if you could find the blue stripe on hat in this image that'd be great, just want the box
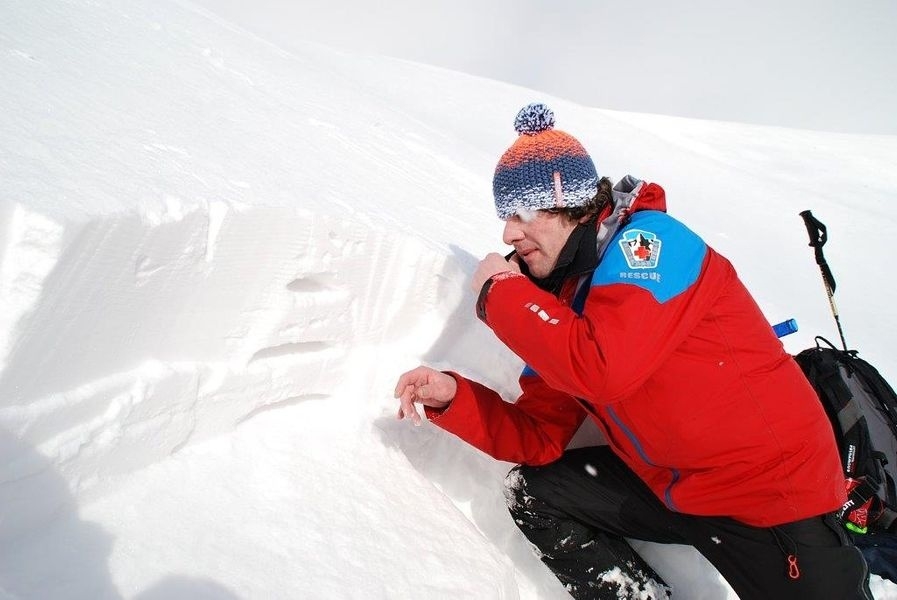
[494,154,597,189]
[494,155,598,218]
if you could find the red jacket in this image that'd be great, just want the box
[429,178,845,527]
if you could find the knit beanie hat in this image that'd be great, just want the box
[492,103,599,220]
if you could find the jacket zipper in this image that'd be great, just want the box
[606,406,681,511]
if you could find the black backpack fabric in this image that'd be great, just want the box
[794,336,897,581]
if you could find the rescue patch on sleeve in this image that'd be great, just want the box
[593,212,706,303]
[619,230,662,269]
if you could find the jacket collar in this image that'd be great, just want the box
[519,222,597,295]
[521,175,667,295]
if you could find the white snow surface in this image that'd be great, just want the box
[2,1,896,599]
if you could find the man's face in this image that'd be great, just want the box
[502,210,579,279]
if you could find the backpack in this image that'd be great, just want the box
[794,336,897,581]
[793,210,897,580]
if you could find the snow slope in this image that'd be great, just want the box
[1,1,896,598]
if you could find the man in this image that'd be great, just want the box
[394,103,871,599]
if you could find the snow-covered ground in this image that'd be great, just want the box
[1,1,896,598]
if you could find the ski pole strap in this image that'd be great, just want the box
[800,210,837,293]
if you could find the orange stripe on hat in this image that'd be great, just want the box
[498,130,591,169]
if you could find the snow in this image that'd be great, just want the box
[1,1,896,598]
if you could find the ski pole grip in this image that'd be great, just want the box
[800,211,837,292]
[800,210,827,248]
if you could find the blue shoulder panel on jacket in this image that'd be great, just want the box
[592,211,707,303]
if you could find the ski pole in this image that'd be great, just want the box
[799,210,848,351]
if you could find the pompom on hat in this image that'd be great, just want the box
[492,103,599,220]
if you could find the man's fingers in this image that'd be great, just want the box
[394,366,433,397]
[394,367,449,425]
[394,372,415,398]
[398,385,416,422]
[395,383,424,426]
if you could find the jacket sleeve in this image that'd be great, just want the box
[477,213,723,404]
[425,371,587,466]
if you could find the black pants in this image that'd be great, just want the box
[505,446,872,600]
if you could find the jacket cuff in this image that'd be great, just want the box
[424,371,475,426]
[476,271,525,323]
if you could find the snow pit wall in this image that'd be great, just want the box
[0,202,445,540]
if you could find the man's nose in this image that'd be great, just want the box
[503,219,523,245]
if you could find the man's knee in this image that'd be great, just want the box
[504,463,558,516]
[504,463,577,537]
[503,452,612,522]
[504,464,593,554]
[503,464,557,531]
[503,464,533,518]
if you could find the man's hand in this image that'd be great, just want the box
[471,252,520,293]
[393,366,457,426]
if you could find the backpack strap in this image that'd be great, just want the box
[874,504,897,533]
[839,478,880,520]
[886,468,897,512]
[849,356,897,442]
